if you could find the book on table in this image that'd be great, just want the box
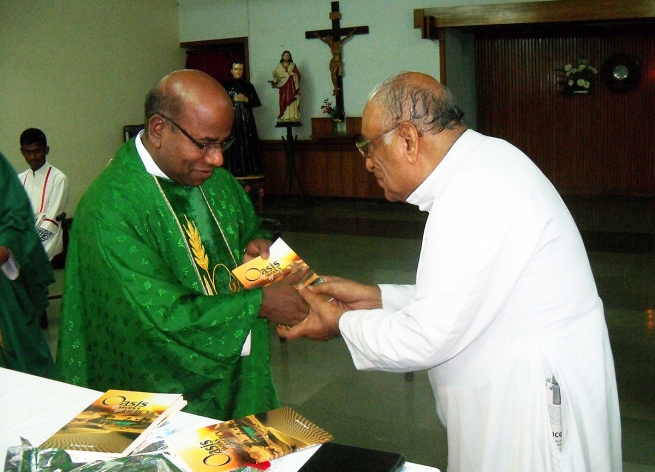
[232,238,323,290]
[39,389,186,463]
[166,406,333,472]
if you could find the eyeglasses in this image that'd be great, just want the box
[355,122,403,158]
[158,114,234,152]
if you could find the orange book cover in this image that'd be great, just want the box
[39,389,186,463]
[232,238,322,290]
[167,406,333,472]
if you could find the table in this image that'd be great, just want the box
[0,368,438,471]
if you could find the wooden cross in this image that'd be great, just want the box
[305,1,369,118]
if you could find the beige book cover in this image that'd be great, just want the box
[167,406,333,472]
[39,389,186,463]
[232,238,323,290]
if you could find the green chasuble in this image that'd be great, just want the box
[56,139,278,420]
[0,152,55,377]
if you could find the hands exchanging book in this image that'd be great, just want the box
[277,277,383,342]
[260,267,310,327]
[234,239,383,341]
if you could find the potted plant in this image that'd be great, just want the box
[321,98,345,134]
[558,58,598,94]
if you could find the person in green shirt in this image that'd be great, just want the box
[56,70,308,420]
[0,151,55,378]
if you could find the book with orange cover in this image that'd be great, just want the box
[166,406,333,472]
[232,238,322,290]
[39,389,186,463]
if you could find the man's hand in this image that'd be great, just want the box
[244,238,272,263]
[310,276,382,311]
[277,285,346,341]
[259,268,309,326]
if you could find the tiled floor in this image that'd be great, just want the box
[44,196,655,471]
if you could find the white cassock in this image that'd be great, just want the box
[339,130,621,472]
[18,162,69,260]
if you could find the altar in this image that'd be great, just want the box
[0,368,439,472]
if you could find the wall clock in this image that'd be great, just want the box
[600,54,641,92]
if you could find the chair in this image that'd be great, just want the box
[50,212,70,271]
[42,213,70,329]
[236,175,266,214]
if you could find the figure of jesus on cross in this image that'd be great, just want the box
[313,27,358,97]
[306,1,368,118]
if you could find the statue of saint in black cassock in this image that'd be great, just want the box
[223,61,265,177]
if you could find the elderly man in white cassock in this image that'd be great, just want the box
[279,71,622,472]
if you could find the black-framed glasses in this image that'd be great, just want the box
[158,113,235,152]
[355,122,403,158]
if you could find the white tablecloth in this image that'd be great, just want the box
[0,368,438,471]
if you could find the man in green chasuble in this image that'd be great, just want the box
[56,70,309,420]
[0,152,55,378]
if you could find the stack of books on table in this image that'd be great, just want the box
[38,392,406,472]
[39,389,186,464]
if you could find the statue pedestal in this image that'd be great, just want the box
[275,121,304,198]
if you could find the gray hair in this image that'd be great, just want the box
[368,71,465,136]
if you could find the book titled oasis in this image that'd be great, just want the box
[232,238,323,290]
[167,406,332,472]
[39,389,186,463]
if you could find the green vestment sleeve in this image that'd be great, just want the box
[0,152,55,377]
[56,140,278,420]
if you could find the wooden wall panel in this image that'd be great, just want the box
[420,0,655,29]
[261,140,385,199]
[476,27,655,196]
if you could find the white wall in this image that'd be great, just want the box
[179,0,250,41]
[0,0,535,213]
[0,0,184,214]
[178,0,532,140]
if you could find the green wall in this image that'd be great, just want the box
[0,0,184,214]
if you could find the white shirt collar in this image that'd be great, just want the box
[406,129,481,212]
[406,162,441,212]
[30,161,52,176]
[134,130,170,180]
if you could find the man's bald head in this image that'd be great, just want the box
[144,69,232,127]
[366,71,465,136]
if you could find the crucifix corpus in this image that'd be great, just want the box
[305,1,369,118]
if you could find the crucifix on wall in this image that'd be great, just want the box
[305,1,369,118]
